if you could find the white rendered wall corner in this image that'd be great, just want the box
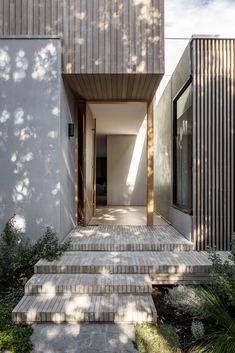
[0,38,63,241]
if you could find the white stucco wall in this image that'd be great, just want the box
[0,38,76,242]
[107,134,147,206]
[60,79,77,237]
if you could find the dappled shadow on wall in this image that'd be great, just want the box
[0,40,61,237]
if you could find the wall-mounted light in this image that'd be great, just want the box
[68,123,74,137]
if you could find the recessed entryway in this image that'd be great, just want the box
[85,102,152,225]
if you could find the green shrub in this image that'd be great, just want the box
[135,323,181,353]
[165,285,208,317]
[207,234,235,308]
[0,216,33,285]
[0,216,70,285]
[32,226,70,262]
[0,288,33,353]
[191,288,235,353]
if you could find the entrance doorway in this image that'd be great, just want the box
[78,102,164,226]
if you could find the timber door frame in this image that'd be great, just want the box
[77,99,154,226]
[93,120,96,216]
[77,101,86,224]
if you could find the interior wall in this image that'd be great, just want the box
[60,79,77,238]
[0,38,61,241]
[154,44,192,240]
[107,135,147,206]
[84,104,95,224]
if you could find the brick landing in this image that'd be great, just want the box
[66,225,193,251]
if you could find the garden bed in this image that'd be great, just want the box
[152,286,193,352]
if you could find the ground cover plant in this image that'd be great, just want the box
[135,322,181,353]
[0,215,70,352]
[0,288,33,353]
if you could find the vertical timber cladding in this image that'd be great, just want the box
[192,38,235,250]
[0,0,164,74]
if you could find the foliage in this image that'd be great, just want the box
[165,285,208,318]
[0,288,33,353]
[0,216,70,285]
[191,288,235,353]
[191,321,205,341]
[207,234,235,308]
[135,323,181,353]
[32,226,70,262]
[0,216,32,285]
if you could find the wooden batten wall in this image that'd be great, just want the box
[0,0,164,100]
[0,0,164,74]
[192,38,235,250]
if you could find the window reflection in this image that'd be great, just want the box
[173,82,192,212]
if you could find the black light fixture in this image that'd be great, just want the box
[68,123,74,137]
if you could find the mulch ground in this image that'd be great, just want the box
[152,286,193,352]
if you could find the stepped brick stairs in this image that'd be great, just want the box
[12,225,230,324]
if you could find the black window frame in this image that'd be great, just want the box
[172,79,193,215]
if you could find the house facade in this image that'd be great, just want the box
[0,0,164,240]
[0,2,234,252]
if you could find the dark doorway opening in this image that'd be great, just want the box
[77,101,85,222]
[96,135,107,206]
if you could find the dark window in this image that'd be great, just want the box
[173,82,192,212]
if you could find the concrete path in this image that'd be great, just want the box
[31,323,139,353]
[88,206,167,226]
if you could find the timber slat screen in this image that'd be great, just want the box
[0,0,164,74]
[192,38,235,251]
[0,0,164,100]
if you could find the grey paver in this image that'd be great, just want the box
[31,324,138,353]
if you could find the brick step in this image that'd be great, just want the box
[25,274,152,294]
[69,242,193,252]
[34,251,230,276]
[67,225,193,252]
[12,294,157,323]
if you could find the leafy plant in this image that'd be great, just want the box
[207,234,235,308]
[165,285,208,318]
[191,321,205,341]
[32,226,70,262]
[0,216,70,285]
[0,215,32,285]
[135,323,181,353]
[191,288,235,353]
[0,288,33,353]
